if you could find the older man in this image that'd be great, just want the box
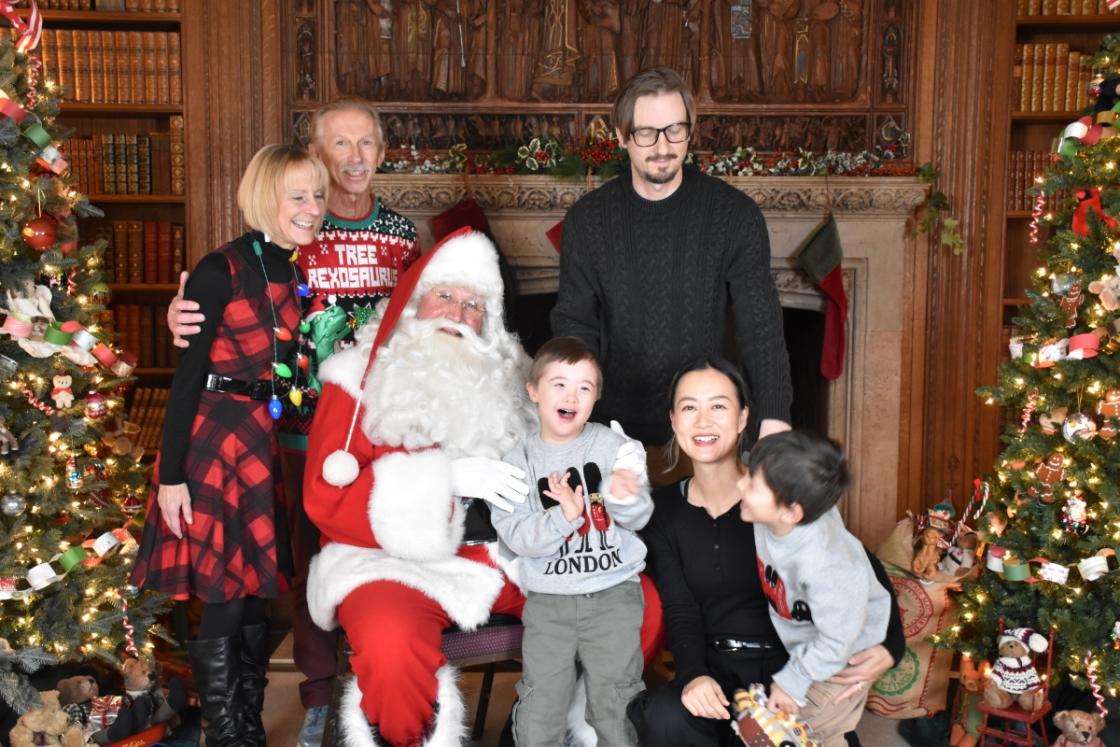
[166,98,421,746]
[303,229,532,746]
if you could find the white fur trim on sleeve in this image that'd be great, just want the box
[320,344,371,401]
[370,450,464,561]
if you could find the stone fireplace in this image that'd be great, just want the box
[377,175,928,546]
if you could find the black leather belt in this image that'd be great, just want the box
[708,636,781,652]
[205,374,286,402]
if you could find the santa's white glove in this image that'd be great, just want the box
[609,420,649,485]
[451,457,529,513]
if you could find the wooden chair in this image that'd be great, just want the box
[321,614,524,745]
[977,623,1055,747]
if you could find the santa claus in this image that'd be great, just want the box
[303,228,533,746]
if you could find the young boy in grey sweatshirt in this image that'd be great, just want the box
[491,336,652,747]
[737,430,890,747]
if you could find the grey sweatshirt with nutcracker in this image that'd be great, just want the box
[491,423,652,594]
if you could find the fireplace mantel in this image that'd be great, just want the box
[380,174,927,546]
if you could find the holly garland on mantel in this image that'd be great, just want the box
[378,133,918,179]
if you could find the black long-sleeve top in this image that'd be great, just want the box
[644,478,906,686]
[551,165,793,444]
[158,232,298,485]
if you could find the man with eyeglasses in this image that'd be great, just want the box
[552,67,793,462]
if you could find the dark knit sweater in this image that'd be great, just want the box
[552,165,792,444]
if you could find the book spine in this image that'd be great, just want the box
[167,32,181,105]
[1020,43,1034,111]
[115,31,131,104]
[1030,43,1045,112]
[124,133,139,195]
[1053,44,1069,112]
[72,30,88,103]
[143,220,158,284]
[142,31,158,105]
[1066,52,1081,111]
[127,220,144,283]
[154,31,169,105]
[171,224,185,277]
[56,29,73,101]
[130,32,145,104]
[112,220,128,282]
[169,115,185,195]
[88,30,104,104]
[100,31,117,105]
[137,134,151,195]
[157,220,172,283]
[101,133,116,196]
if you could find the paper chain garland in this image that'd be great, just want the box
[0,527,135,602]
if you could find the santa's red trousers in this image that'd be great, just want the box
[336,548,664,745]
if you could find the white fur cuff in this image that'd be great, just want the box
[370,450,463,561]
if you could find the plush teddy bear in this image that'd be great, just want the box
[949,656,986,747]
[1088,274,1120,312]
[50,374,74,409]
[1052,709,1106,746]
[984,627,1049,712]
[8,689,84,747]
[57,658,184,745]
[911,527,943,581]
[99,418,143,460]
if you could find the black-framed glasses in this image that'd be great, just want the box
[629,122,692,147]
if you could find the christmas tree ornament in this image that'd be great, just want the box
[0,417,18,455]
[1098,390,1120,418]
[1100,420,1119,440]
[20,215,56,251]
[1029,452,1064,504]
[83,392,107,420]
[1059,282,1084,328]
[1062,413,1098,442]
[1061,494,1091,535]
[1039,406,1069,435]
[65,455,82,490]
[0,491,26,516]
[1052,273,1078,295]
[1112,620,1120,651]
[49,373,73,409]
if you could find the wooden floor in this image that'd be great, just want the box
[261,631,906,746]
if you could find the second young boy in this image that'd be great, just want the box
[491,336,652,747]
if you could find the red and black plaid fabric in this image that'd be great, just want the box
[132,241,299,602]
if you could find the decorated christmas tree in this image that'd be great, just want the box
[0,6,168,705]
[943,34,1120,698]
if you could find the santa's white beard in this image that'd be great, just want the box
[360,316,532,459]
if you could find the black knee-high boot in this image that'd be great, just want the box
[239,623,269,746]
[187,636,243,747]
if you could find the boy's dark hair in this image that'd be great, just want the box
[529,336,602,391]
[747,430,851,524]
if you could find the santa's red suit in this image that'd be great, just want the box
[303,229,662,746]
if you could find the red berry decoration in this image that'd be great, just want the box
[22,216,57,251]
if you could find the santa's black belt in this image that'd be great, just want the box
[708,636,781,652]
[204,374,287,402]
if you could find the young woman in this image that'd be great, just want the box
[633,357,904,747]
[131,145,327,747]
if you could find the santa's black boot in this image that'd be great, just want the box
[239,623,269,746]
[187,635,244,747]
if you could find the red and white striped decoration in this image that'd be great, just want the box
[0,0,42,54]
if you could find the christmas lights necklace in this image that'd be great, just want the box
[253,238,310,420]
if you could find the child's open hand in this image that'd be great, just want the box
[767,682,800,716]
[607,468,639,501]
[544,470,585,522]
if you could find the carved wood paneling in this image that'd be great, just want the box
[903,2,1015,518]
[182,1,283,263]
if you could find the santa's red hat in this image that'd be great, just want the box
[321,227,505,486]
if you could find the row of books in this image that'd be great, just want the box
[66,125,184,196]
[39,29,181,105]
[1017,0,1120,14]
[129,387,169,453]
[85,219,185,284]
[38,0,180,10]
[1007,151,1051,212]
[1015,44,1098,112]
[114,305,175,370]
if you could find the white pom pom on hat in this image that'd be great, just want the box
[323,449,360,487]
[999,627,1049,653]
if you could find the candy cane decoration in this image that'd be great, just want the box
[22,385,55,415]
[121,593,139,658]
[1084,652,1108,718]
[1019,390,1039,434]
[1029,192,1046,245]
